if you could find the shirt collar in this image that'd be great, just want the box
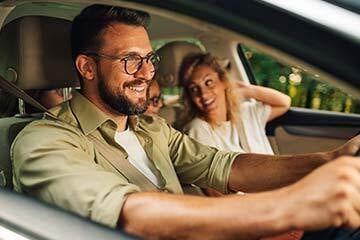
[70,91,110,135]
[70,91,141,135]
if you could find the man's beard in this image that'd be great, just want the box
[98,74,149,116]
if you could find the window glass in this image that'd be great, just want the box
[240,45,360,114]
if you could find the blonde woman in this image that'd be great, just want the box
[180,53,302,240]
[181,53,290,154]
[180,53,291,189]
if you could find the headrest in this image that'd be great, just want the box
[156,41,203,87]
[0,16,79,90]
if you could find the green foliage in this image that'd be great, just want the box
[242,46,359,114]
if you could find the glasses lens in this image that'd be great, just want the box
[148,53,160,72]
[124,55,142,74]
[124,53,161,75]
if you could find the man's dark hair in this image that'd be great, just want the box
[71,4,150,88]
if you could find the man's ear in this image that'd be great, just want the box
[75,54,96,81]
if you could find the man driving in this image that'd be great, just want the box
[11,4,360,240]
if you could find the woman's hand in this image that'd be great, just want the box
[234,81,291,122]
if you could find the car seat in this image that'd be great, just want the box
[156,41,203,130]
[0,16,79,188]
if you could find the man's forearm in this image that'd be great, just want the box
[229,151,334,193]
[119,191,293,240]
[119,155,360,239]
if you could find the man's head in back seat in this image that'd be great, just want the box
[26,88,73,110]
[144,79,163,116]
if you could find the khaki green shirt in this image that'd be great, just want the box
[11,91,239,228]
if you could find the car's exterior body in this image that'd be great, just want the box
[0,0,359,239]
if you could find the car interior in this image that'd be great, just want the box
[0,1,359,186]
[0,0,359,238]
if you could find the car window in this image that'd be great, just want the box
[240,44,360,114]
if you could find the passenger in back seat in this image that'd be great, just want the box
[180,53,290,192]
[144,79,163,116]
[11,4,360,240]
[27,88,73,110]
[0,88,72,116]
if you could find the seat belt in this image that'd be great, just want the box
[0,74,164,191]
[88,134,162,192]
[0,75,49,113]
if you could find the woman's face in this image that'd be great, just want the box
[187,65,227,117]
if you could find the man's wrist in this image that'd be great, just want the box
[247,188,297,235]
[267,187,298,233]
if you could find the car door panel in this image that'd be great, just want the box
[267,107,360,154]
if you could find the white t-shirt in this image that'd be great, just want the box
[184,119,244,152]
[114,128,160,187]
[184,100,273,154]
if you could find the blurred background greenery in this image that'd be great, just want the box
[242,46,360,114]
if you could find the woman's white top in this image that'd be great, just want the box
[184,100,273,154]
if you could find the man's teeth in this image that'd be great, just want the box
[128,86,145,92]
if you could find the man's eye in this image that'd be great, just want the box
[205,79,214,87]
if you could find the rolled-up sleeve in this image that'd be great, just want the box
[166,124,239,194]
[11,120,140,228]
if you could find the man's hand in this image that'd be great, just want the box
[284,156,360,230]
[332,135,360,158]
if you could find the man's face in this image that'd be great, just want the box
[95,23,154,115]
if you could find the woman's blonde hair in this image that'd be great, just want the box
[179,53,240,127]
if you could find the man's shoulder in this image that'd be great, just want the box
[13,102,85,150]
[14,117,84,148]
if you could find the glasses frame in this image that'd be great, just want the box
[85,51,160,76]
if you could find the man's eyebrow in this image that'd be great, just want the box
[115,50,154,57]
[118,51,138,56]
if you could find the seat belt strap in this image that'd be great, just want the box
[0,75,49,113]
[88,134,161,192]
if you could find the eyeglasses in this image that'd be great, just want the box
[86,52,161,76]
[148,94,163,107]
